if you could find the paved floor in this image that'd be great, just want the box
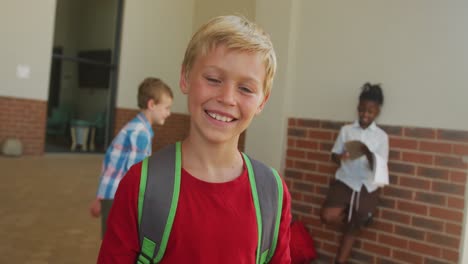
[0,154,103,263]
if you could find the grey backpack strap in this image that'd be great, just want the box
[137,142,182,264]
[243,153,284,264]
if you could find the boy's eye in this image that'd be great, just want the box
[239,86,253,93]
[206,77,221,84]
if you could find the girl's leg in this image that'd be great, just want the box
[320,206,346,228]
[336,232,356,263]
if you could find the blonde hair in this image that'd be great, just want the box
[182,15,277,98]
[137,77,173,109]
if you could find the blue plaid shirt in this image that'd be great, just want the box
[96,112,153,199]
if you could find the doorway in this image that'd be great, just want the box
[45,0,124,153]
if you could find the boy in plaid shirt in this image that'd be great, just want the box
[89,77,173,237]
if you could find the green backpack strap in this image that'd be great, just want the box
[243,153,284,264]
[136,143,282,264]
[136,142,182,264]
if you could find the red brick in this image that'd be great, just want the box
[414,192,446,206]
[288,128,307,137]
[445,223,462,236]
[432,182,465,196]
[350,250,375,263]
[388,162,416,175]
[393,249,424,263]
[399,176,430,190]
[317,164,337,174]
[288,118,296,126]
[319,142,333,151]
[447,197,465,210]
[417,166,449,180]
[419,141,452,154]
[381,209,411,224]
[427,232,460,248]
[389,174,399,185]
[296,139,317,150]
[380,197,396,209]
[320,121,345,130]
[449,170,467,183]
[307,152,330,162]
[291,201,312,214]
[287,149,306,159]
[284,169,303,180]
[321,241,339,255]
[315,185,328,196]
[300,215,321,227]
[404,127,436,139]
[402,152,434,165]
[412,216,444,231]
[434,155,467,169]
[303,194,324,205]
[408,241,441,258]
[441,248,459,263]
[287,138,295,147]
[360,229,377,241]
[395,225,425,240]
[383,186,413,200]
[453,144,468,155]
[390,137,418,150]
[0,96,46,155]
[381,125,403,136]
[292,182,314,193]
[294,161,317,171]
[389,150,401,161]
[397,200,428,216]
[372,220,394,233]
[297,119,320,128]
[308,130,333,140]
[311,227,336,241]
[437,129,468,142]
[289,191,303,201]
[430,207,463,222]
[362,242,390,256]
[303,173,329,185]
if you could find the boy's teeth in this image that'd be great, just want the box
[208,112,233,122]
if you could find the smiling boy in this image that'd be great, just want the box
[97,16,292,264]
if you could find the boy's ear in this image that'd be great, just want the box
[179,66,189,94]
[255,93,270,115]
[147,98,155,109]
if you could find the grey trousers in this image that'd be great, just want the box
[100,199,114,238]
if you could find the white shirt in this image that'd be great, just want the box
[332,120,389,193]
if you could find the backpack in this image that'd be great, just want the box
[136,142,284,264]
[290,220,317,264]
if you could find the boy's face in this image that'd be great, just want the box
[180,44,268,144]
[357,99,380,129]
[149,93,173,126]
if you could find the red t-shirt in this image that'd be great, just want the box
[97,161,292,264]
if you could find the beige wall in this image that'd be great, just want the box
[116,0,194,113]
[290,0,468,131]
[245,0,297,170]
[0,0,57,101]
[253,1,468,263]
[193,0,255,30]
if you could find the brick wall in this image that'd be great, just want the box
[0,96,47,155]
[285,118,468,264]
[114,108,245,152]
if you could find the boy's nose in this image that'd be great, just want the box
[217,84,236,106]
